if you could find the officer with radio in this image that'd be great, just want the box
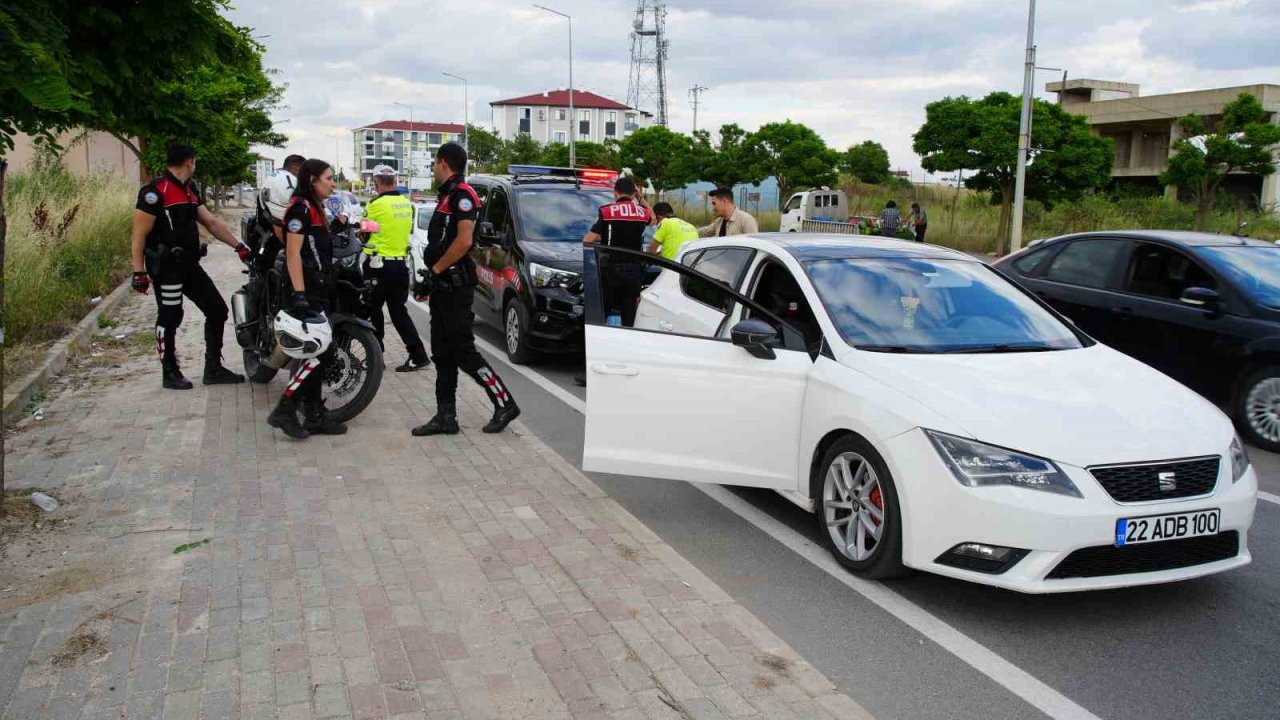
[363,165,430,371]
[411,143,520,436]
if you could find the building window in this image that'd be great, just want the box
[519,107,532,134]
[605,111,618,137]
[625,114,639,132]
[553,131,567,144]
[429,133,442,145]
[556,108,567,121]
[578,109,590,140]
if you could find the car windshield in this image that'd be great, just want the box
[1199,246,1280,308]
[515,187,614,242]
[804,257,1085,353]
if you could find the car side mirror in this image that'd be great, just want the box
[476,221,499,246]
[731,318,779,360]
[1180,286,1219,310]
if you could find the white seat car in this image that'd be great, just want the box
[582,235,1258,593]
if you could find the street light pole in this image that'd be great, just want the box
[534,4,574,168]
[442,72,470,162]
[1010,0,1036,254]
[391,101,416,191]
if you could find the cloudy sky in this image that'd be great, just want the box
[227,0,1278,178]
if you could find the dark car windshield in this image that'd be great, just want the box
[516,187,614,242]
[804,257,1085,353]
[1200,246,1280,309]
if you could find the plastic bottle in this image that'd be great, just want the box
[30,493,59,512]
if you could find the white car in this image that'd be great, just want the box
[408,200,437,280]
[582,235,1258,593]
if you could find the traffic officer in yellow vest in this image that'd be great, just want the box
[363,165,430,371]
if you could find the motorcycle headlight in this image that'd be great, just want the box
[530,262,579,289]
[1230,435,1250,483]
[925,430,1082,498]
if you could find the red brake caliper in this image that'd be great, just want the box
[869,486,883,526]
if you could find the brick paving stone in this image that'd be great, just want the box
[0,235,874,720]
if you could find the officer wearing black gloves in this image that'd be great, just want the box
[130,143,251,389]
[411,142,520,436]
[265,159,348,439]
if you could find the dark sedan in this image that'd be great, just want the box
[995,230,1280,451]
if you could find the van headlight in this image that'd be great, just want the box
[925,430,1082,498]
[1230,435,1250,482]
[530,262,579,289]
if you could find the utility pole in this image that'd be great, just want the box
[392,102,418,190]
[443,72,469,157]
[1010,0,1036,255]
[534,4,575,167]
[689,85,708,133]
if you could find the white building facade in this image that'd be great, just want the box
[490,89,652,146]
[352,120,465,190]
[252,156,275,188]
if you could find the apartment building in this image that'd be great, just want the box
[1049,79,1280,208]
[352,120,465,189]
[490,89,652,146]
[252,155,274,187]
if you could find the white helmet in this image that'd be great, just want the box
[274,309,332,359]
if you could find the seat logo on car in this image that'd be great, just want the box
[1158,471,1177,492]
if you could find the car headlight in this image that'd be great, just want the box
[925,430,1082,498]
[530,262,579,289]
[1230,435,1250,483]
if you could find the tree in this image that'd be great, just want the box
[466,124,504,172]
[502,134,543,166]
[616,126,696,196]
[1160,92,1280,230]
[691,124,766,189]
[842,141,891,184]
[745,121,840,206]
[913,92,1113,254]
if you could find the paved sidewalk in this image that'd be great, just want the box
[1,243,874,720]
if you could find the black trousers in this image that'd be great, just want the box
[915,223,928,243]
[146,258,228,365]
[602,262,645,327]
[428,287,512,410]
[363,257,426,360]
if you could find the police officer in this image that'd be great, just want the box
[411,143,520,436]
[583,176,653,328]
[131,143,252,389]
[363,165,430,371]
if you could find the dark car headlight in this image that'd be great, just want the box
[530,262,580,289]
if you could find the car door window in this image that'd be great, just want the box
[747,261,823,353]
[1124,243,1217,300]
[483,188,512,239]
[785,195,802,212]
[416,207,432,231]
[1043,239,1125,289]
[1013,245,1055,276]
[680,247,754,312]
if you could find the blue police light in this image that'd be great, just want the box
[507,164,577,177]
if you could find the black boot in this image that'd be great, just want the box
[573,376,586,387]
[203,356,246,385]
[303,400,347,435]
[162,360,193,390]
[471,366,520,433]
[395,354,431,373]
[411,404,459,436]
[483,401,521,434]
[267,396,309,439]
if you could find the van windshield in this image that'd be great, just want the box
[515,188,614,242]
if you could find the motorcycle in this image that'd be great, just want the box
[231,206,385,425]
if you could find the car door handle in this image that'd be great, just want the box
[591,363,639,376]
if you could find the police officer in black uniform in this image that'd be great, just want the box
[411,143,520,436]
[583,175,654,328]
[131,143,252,389]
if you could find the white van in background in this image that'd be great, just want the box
[779,188,852,233]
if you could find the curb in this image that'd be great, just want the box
[3,278,134,423]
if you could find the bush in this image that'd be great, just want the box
[4,160,134,349]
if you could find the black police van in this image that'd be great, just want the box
[463,165,616,364]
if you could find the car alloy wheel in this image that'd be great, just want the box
[1242,373,1280,450]
[506,305,522,356]
[823,451,885,562]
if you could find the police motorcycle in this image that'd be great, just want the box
[232,198,385,424]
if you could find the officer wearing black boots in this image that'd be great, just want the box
[411,142,520,436]
[130,143,252,389]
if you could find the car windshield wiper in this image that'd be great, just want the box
[857,345,937,354]
[940,344,1060,354]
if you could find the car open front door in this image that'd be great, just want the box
[582,246,811,491]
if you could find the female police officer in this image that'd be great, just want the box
[266,159,349,439]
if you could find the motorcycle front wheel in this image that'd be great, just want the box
[322,324,384,425]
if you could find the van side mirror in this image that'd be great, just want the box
[730,318,779,360]
[476,221,499,246]
[1180,287,1219,308]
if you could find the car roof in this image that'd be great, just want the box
[1032,230,1274,250]
[685,233,977,262]
[470,173,615,191]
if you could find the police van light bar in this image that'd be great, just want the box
[507,165,577,177]
[506,165,619,187]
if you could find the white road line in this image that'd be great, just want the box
[1260,491,1280,507]
[421,311,1102,720]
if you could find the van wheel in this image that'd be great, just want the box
[1236,366,1280,452]
[504,300,536,365]
[811,435,907,579]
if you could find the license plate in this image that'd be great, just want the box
[1115,509,1220,547]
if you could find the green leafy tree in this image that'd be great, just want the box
[466,124,504,172]
[913,91,1112,254]
[1160,92,1280,230]
[616,126,696,195]
[535,141,619,170]
[745,121,840,206]
[690,124,766,189]
[502,134,543,166]
[841,140,891,184]
[538,142,571,167]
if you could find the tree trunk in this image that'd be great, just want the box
[0,158,7,513]
[996,185,1013,256]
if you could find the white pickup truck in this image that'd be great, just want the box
[779,188,861,234]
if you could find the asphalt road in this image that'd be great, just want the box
[404,301,1280,720]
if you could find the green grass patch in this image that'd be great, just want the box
[172,539,210,555]
[96,315,118,329]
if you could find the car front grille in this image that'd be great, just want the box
[1046,531,1239,579]
[1088,456,1220,503]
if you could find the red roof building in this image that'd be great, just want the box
[489,89,653,144]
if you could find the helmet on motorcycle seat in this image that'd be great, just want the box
[274,309,332,359]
